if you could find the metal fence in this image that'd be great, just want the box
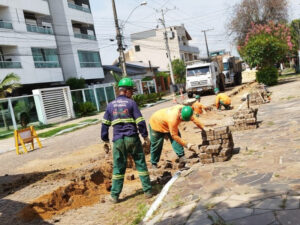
[0,95,40,136]
[0,84,116,133]
[71,84,116,114]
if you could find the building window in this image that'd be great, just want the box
[78,50,101,67]
[31,48,60,68]
[135,45,140,52]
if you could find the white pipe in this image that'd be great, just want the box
[143,171,182,222]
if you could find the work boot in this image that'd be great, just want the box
[151,164,158,170]
[144,191,153,199]
[178,156,187,164]
[109,196,119,204]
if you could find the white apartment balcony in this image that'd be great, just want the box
[72,21,96,41]
[24,11,54,35]
[0,6,13,30]
[68,0,91,13]
[0,46,22,69]
[0,21,12,30]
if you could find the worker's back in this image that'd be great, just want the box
[149,105,182,133]
[216,93,231,105]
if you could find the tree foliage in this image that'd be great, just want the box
[239,22,292,68]
[0,73,21,98]
[66,77,86,90]
[171,59,186,84]
[228,0,288,44]
[289,19,300,56]
[110,71,122,88]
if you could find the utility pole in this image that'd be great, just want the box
[201,29,213,58]
[111,0,127,77]
[159,9,176,92]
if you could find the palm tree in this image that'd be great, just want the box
[0,73,21,130]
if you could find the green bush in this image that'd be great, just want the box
[133,93,163,107]
[256,66,279,86]
[66,77,85,90]
[77,101,97,116]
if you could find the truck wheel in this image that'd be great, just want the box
[187,92,193,98]
[219,74,225,91]
[234,73,242,85]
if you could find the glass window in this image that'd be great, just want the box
[187,66,210,76]
[223,62,229,71]
[78,51,101,67]
[31,48,60,68]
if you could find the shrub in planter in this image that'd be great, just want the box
[77,101,97,116]
[256,66,278,86]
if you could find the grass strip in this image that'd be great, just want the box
[38,124,78,138]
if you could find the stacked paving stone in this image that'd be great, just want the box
[249,84,269,105]
[231,108,258,131]
[198,126,234,164]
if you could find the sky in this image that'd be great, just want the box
[89,0,300,65]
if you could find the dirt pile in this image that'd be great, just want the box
[231,108,258,131]
[19,163,113,221]
[198,126,234,164]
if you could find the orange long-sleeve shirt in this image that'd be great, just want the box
[216,93,231,109]
[192,101,207,115]
[149,105,204,147]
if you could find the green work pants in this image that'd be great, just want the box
[219,100,231,110]
[149,125,184,165]
[111,135,152,199]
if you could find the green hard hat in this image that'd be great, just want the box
[214,88,220,94]
[195,95,200,99]
[181,106,193,121]
[118,77,135,88]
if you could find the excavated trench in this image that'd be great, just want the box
[19,161,113,221]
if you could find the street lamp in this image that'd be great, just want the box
[121,1,147,28]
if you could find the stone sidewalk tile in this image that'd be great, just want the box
[285,197,300,209]
[229,212,275,225]
[276,209,300,225]
[186,204,218,225]
[216,208,253,221]
[253,198,284,210]
[154,202,197,225]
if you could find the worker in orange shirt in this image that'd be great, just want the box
[149,105,205,168]
[192,95,208,117]
[214,88,231,110]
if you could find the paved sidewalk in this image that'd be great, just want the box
[146,81,300,225]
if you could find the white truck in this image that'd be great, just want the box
[185,60,225,98]
[222,56,243,86]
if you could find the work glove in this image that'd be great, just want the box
[186,143,195,150]
[102,141,111,154]
[143,137,150,146]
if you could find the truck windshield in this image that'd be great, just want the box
[223,62,229,71]
[187,66,210,76]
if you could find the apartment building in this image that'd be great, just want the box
[126,24,200,71]
[0,0,104,92]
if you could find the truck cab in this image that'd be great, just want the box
[222,56,242,86]
[186,61,225,98]
[223,56,235,85]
